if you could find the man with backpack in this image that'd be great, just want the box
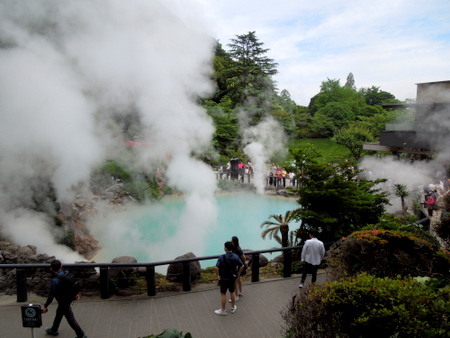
[214,241,243,316]
[42,259,87,338]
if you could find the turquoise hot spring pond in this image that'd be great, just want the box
[93,193,299,270]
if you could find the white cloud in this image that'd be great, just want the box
[193,0,450,105]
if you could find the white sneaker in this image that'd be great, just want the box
[238,292,243,297]
[214,309,227,316]
[230,305,237,314]
[299,283,304,288]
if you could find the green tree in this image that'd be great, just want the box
[356,105,398,138]
[203,99,240,157]
[291,152,389,242]
[210,41,235,104]
[226,31,278,107]
[359,85,398,106]
[309,102,356,137]
[260,210,298,247]
[227,31,278,76]
[308,78,365,115]
[292,105,311,138]
[344,72,356,89]
[307,78,367,138]
[333,125,374,160]
[271,89,298,137]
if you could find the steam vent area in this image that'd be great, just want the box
[364,80,450,156]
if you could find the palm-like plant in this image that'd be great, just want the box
[394,183,410,218]
[260,210,298,247]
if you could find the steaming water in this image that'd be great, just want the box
[94,193,299,270]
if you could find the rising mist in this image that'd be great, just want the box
[0,0,218,262]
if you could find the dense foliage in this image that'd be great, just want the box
[290,147,389,243]
[328,230,450,278]
[282,273,449,338]
[204,32,400,163]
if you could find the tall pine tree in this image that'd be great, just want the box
[226,31,278,107]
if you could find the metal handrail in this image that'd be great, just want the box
[0,245,306,303]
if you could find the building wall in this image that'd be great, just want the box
[416,81,450,103]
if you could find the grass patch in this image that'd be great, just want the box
[288,138,350,163]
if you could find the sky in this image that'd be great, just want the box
[171,0,450,106]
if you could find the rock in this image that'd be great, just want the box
[17,246,36,259]
[110,256,138,289]
[166,252,201,283]
[242,249,269,267]
[110,256,138,277]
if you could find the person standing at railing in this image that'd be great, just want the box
[298,230,325,288]
[231,236,247,301]
[214,241,243,316]
[41,259,87,338]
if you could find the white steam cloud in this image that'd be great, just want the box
[359,156,446,213]
[0,1,217,263]
[242,116,286,194]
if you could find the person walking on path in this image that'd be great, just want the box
[231,236,247,301]
[299,230,325,288]
[215,241,243,316]
[42,259,87,338]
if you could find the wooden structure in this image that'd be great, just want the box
[364,80,450,156]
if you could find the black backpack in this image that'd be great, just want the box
[57,271,81,300]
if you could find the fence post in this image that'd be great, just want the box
[146,265,156,296]
[16,269,27,302]
[251,253,260,282]
[283,248,292,277]
[182,262,191,291]
[100,267,110,299]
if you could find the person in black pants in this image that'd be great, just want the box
[299,230,325,288]
[42,259,86,338]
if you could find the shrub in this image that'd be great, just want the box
[436,214,450,249]
[367,213,439,247]
[282,274,449,337]
[328,230,449,278]
[142,328,192,338]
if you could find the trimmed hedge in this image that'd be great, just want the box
[328,230,450,278]
[282,274,449,337]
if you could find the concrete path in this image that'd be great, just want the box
[0,272,327,338]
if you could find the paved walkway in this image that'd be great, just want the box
[0,272,328,338]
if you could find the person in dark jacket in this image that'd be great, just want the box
[214,241,243,315]
[42,259,86,338]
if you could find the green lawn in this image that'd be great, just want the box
[288,138,350,163]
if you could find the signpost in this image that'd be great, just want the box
[21,304,42,338]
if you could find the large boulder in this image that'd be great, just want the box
[166,252,201,283]
[242,249,269,268]
[110,256,138,288]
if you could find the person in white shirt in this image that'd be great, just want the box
[299,230,325,288]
